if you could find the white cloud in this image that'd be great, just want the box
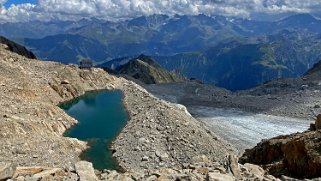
[0,0,6,6]
[1,0,321,22]
[0,0,6,15]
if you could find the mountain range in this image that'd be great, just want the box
[153,30,321,90]
[3,13,320,62]
[102,29,321,90]
[1,13,321,90]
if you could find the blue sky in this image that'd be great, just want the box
[5,0,37,8]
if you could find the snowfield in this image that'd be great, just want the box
[189,106,312,152]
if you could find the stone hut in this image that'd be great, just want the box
[79,59,94,69]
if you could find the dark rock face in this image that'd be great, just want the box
[0,36,36,59]
[240,119,321,178]
[117,55,187,84]
[316,115,321,130]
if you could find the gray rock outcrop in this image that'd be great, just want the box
[240,116,321,178]
[75,161,98,181]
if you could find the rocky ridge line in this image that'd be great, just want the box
[0,36,36,59]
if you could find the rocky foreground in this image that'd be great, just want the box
[0,42,282,180]
[240,116,321,179]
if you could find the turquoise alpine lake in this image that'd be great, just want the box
[59,90,128,170]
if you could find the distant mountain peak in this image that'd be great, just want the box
[117,55,187,84]
[286,13,316,20]
[280,13,318,24]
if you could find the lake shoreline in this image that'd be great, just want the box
[59,90,128,171]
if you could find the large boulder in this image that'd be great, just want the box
[75,161,98,181]
[240,130,321,178]
[207,172,235,181]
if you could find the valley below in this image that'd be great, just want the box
[145,81,319,152]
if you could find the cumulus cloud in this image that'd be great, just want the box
[0,0,321,22]
[0,0,6,5]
